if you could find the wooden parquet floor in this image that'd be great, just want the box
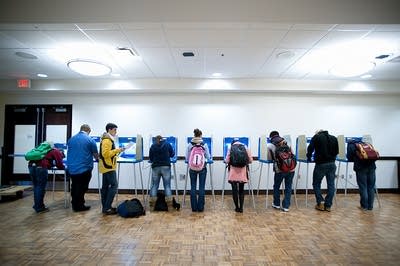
[0,191,399,266]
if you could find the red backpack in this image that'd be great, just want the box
[274,143,297,172]
[188,144,206,171]
[355,142,379,160]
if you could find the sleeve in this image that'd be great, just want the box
[90,139,99,160]
[247,148,253,164]
[346,143,355,162]
[306,137,315,161]
[204,143,211,160]
[53,149,65,170]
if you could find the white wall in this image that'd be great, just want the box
[0,91,399,191]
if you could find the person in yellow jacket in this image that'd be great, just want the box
[99,123,125,215]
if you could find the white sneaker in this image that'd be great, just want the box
[272,203,280,210]
[281,208,289,212]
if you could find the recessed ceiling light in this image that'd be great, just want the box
[276,51,295,60]
[37,73,48,78]
[15,51,38,59]
[67,59,111,76]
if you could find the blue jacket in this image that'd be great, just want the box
[149,140,175,168]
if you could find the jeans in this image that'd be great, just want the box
[28,166,48,212]
[356,166,376,210]
[150,166,172,198]
[189,167,207,211]
[101,171,118,212]
[312,162,336,208]
[273,171,295,209]
[70,170,92,210]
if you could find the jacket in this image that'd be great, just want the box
[99,134,122,173]
[29,148,65,170]
[307,131,338,164]
[346,141,376,171]
[225,142,253,183]
[149,140,175,168]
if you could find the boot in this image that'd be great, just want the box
[172,197,181,211]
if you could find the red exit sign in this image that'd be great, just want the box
[17,79,31,88]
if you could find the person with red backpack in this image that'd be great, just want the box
[267,131,296,212]
[185,128,210,212]
[225,139,253,213]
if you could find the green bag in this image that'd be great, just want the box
[25,142,52,161]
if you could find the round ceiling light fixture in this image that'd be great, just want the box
[67,59,112,76]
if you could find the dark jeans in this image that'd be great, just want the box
[28,166,48,212]
[273,171,295,209]
[101,171,118,212]
[356,166,376,210]
[70,170,92,210]
[189,167,207,211]
[312,162,336,208]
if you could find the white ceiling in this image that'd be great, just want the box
[0,0,399,89]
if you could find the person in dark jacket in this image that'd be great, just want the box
[346,139,377,210]
[307,130,338,212]
[28,143,65,213]
[149,135,175,209]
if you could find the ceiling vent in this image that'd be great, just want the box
[183,52,195,57]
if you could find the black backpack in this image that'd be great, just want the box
[117,198,146,218]
[154,191,168,211]
[229,143,249,167]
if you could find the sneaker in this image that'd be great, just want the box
[324,206,331,212]
[103,208,117,215]
[36,207,49,213]
[315,203,325,211]
[281,208,289,212]
[272,203,281,210]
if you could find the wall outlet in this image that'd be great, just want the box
[180,174,186,180]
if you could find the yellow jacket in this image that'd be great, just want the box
[99,134,122,173]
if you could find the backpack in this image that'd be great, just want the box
[274,143,297,172]
[355,142,379,160]
[154,192,168,211]
[229,143,249,167]
[117,198,146,218]
[188,143,206,171]
[25,142,52,161]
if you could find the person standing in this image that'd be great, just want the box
[307,130,338,212]
[185,128,210,212]
[99,123,124,215]
[28,142,65,213]
[346,139,377,210]
[67,124,98,212]
[267,131,296,212]
[225,139,253,213]
[149,135,175,210]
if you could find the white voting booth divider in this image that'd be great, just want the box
[294,135,312,208]
[183,137,215,208]
[257,135,273,209]
[146,136,179,206]
[221,137,256,209]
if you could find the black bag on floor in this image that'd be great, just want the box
[117,198,145,218]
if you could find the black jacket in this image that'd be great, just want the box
[307,131,338,164]
[149,140,175,168]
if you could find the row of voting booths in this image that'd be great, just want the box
[51,134,379,209]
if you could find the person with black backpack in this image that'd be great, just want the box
[185,128,210,212]
[225,139,253,213]
[267,131,296,212]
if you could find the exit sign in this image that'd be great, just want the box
[17,79,31,88]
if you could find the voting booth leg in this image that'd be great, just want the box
[145,167,152,208]
[257,162,263,196]
[208,164,216,208]
[133,163,138,197]
[52,169,56,201]
[138,162,145,203]
[375,186,382,208]
[172,163,179,202]
[305,163,309,208]
[183,166,189,206]
[265,164,271,209]
[116,164,121,203]
[247,168,256,209]
[294,162,301,209]
[221,165,227,207]
[334,162,341,207]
